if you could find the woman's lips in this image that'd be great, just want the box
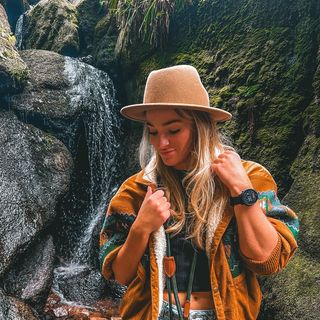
[160,149,175,157]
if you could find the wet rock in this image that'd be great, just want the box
[0,111,72,277]
[22,0,80,56]
[44,290,121,320]
[0,4,29,94]
[53,266,110,305]
[5,49,74,118]
[1,235,56,314]
[3,49,122,156]
[0,289,39,320]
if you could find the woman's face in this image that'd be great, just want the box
[146,109,194,170]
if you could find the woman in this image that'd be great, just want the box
[99,65,299,320]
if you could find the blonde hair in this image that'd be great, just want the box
[139,109,233,249]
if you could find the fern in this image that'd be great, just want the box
[108,0,192,54]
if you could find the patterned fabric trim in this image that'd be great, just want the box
[222,218,242,278]
[223,190,299,278]
[99,213,136,270]
[99,212,150,273]
[258,190,299,239]
[100,212,136,238]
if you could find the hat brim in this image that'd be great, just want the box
[120,103,232,123]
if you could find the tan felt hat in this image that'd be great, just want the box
[120,65,232,123]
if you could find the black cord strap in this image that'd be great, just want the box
[165,232,197,320]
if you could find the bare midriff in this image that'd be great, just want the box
[163,291,214,310]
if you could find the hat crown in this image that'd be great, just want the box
[143,65,209,106]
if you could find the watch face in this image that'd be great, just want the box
[242,189,258,205]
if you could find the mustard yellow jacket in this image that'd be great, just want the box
[99,160,299,319]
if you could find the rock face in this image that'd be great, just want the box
[259,45,320,319]
[22,0,79,56]
[6,49,74,118]
[1,235,56,314]
[0,4,29,94]
[0,111,72,277]
[0,289,39,320]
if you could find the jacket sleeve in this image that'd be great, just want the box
[239,161,299,275]
[99,174,145,280]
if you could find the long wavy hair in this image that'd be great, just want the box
[139,109,233,249]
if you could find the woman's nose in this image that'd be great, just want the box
[158,134,169,147]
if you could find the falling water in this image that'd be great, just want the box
[15,14,24,50]
[63,57,121,261]
[52,57,124,305]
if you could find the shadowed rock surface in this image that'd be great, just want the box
[0,111,72,277]
[0,289,39,320]
[1,235,56,315]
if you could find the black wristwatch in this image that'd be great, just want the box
[230,189,258,206]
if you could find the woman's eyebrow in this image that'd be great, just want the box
[146,119,182,127]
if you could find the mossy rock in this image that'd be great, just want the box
[92,14,119,72]
[284,134,320,258]
[23,0,79,56]
[0,4,29,94]
[76,0,105,55]
[260,253,320,320]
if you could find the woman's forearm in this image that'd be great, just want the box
[112,187,171,285]
[234,201,279,261]
[112,224,150,285]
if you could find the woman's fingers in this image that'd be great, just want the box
[151,189,165,199]
[143,186,153,201]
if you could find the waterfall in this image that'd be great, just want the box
[63,56,122,263]
[15,5,34,50]
[15,14,24,50]
[52,57,124,305]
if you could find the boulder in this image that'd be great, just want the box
[1,235,56,314]
[22,0,79,56]
[5,49,74,118]
[0,289,39,320]
[0,111,72,277]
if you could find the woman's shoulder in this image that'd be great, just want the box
[113,168,155,200]
[241,159,277,192]
[108,170,152,215]
[119,169,155,189]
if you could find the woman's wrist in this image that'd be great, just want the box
[131,220,152,238]
[229,182,254,197]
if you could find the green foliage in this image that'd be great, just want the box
[108,0,192,54]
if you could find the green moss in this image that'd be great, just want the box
[260,253,320,319]
[9,63,29,83]
[24,0,79,56]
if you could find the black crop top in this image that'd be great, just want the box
[168,223,211,291]
[164,170,211,292]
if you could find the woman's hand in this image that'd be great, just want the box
[211,150,253,196]
[133,186,171,235]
